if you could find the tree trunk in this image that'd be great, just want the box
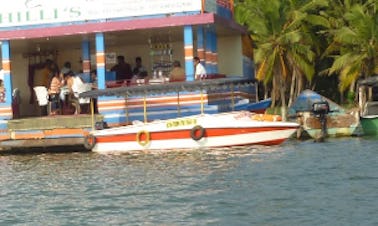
[264,83,269,100]
[339,90,344,104]
[279,76,287,121]
[297,73,303,97]
[349,80,356,103]
[271,76,276,108]
[288,70,296,107]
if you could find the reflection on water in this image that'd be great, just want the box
[0,138,377,225]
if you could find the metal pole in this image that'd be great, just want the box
[143,92,147,123]
[200,89,204,114]
[125,94,129,125]
[177,91,181,117]
[231,84,235,111]
[90,98,95,130]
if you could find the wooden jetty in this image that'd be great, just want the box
[0,114,103,151]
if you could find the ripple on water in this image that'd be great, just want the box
[0,138,377,225]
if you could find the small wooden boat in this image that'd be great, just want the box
[358,76,378,136]
[290,89,361,140]
[83,111,299,154]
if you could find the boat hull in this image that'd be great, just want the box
[88,111,299,154]
[291,89,362,139]
[360,115,378,136]
[298,111,360,139]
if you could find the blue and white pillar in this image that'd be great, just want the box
[1,40,13,119]
[184,25,194,81]
[205,27,213,74]
[95,33,106,90]
[82,39,91,81]
[211,26,218,74]
[197,25,206,65]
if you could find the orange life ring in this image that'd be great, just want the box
[190,125,205,141]
[136,130,150,146]
[83,134,96,150]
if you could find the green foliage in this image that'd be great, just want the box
[318,0,377,91]
[234,0,323,106]
[234,0,378,104]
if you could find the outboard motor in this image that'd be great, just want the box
[312,101,330,142]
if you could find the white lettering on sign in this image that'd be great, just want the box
[0,0,202,28]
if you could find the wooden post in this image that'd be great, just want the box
[90,98,95,130]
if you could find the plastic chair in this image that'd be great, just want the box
[33,86,49,116]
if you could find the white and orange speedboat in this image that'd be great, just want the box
[81,78,299,154]
[83,111,298,154]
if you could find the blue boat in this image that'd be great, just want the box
[234,98,272,113]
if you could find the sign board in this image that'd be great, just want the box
[0,0,202,28]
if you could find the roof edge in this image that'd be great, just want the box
[0,13,217,40]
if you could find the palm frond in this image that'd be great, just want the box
[305,15,331,28]
[256,58,267,81]
[329,53,357,74]
[338,64,360,92]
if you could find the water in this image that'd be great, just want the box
[0,137,377,226]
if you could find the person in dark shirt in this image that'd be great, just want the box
[111,55,133,83]
[132,56,148,79]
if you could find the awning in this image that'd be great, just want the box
[358,75,378,86]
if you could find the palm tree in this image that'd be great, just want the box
[322,0,377,100]
[234,0,328,119]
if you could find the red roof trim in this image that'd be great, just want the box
[0,14,216,40]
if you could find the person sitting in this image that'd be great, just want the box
[12,88,21,119]
[90,69,98,89]
[111,55,133,84]
[169,60,186,82]
[194,56,207,80]
[60,61,73,75]
[132,56,148,79]
[62,71,85,114]
[48,70,62,115]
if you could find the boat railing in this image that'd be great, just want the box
[81,77,256,99]
[81,77,257,129]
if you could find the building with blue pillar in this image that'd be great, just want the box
[0,0,257,149]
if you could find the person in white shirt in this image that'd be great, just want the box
[194,56,207,80]
[63,71,91,114]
